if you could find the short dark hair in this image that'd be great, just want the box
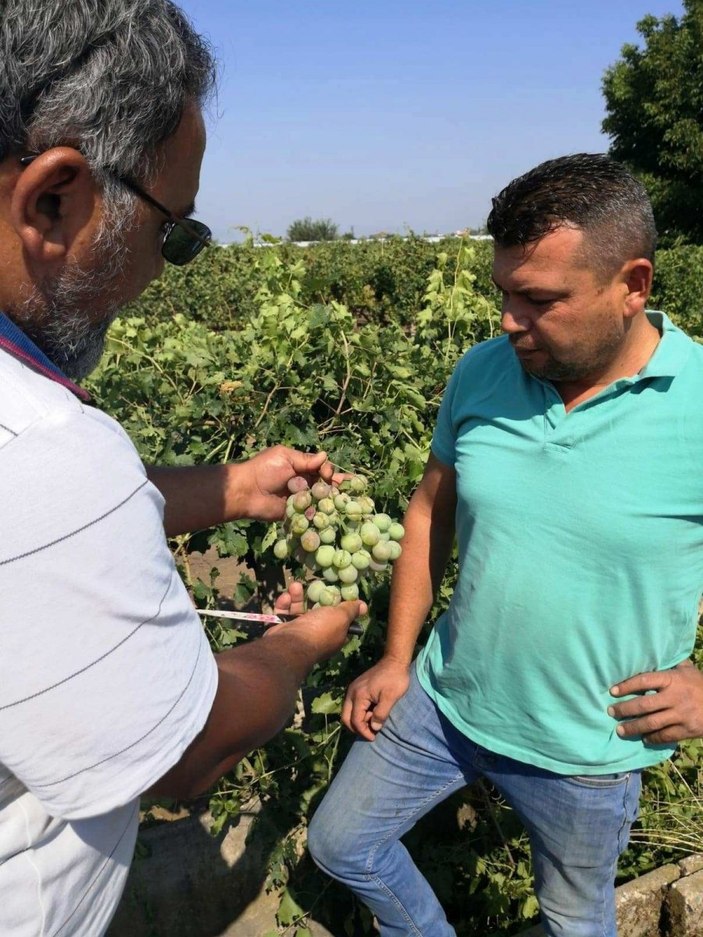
[486,153,657,275]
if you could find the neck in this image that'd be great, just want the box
[556,315,661,412]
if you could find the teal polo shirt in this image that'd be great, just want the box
[417,312,703,774]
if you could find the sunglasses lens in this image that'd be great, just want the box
[163,220,212,265]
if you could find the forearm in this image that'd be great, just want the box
[149,599,363,799]
[385,486,455,665]
[147,447,332,537]
[149,631,319,799]
[146,464,247,537]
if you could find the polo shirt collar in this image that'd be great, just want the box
[639,310,692,379]
[0,311,91,401]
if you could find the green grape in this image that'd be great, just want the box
[300,530,321,552]
[360,522,380,546]
[372,513,392,532]
[372,541,393,563]
[319,527,337,545]
[333,493,350,511]
[368,558,388,572]
[351,549,371,570]
[341,532,363,553]
[344,500,363,520]
[312,512,331,530]
[273,539,289,560]
[318,587,336,607]
[317,497,335,515]
[311,480,332,500]
[337,564,359,584]
[356,495,375,514]
[339,474,367,494]
[292,490,312,512]
[306,579,326,604]
[315,544,336,568]
[332,549,352,570]
[290,513,309,536]
[341,583,360,600]
[387,541,402,561]
[388,522,405,541]
[322,566,339,583]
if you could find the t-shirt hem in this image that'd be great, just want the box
[415,661,676,776]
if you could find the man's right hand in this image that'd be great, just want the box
[264,599,367,665]
[342,658,411,740]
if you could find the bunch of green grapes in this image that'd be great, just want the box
[273,474,405,608]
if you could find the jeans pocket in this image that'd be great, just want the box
[569,772,630,788]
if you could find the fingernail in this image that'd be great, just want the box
[610,685,619,694]
[616,725,625,736]
[607,706,615,716]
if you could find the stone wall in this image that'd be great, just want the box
[514,855,703,937]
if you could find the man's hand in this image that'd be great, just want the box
[273,580,306,617]
[233,446,334,522]
[342,658,411,741]
[608,660,703,744]
[264,598,368,665]
[147,448,336,537]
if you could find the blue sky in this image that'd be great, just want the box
[177,1,684,243]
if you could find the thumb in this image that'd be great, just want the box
[369,690,397,725]
[302,598,367,628]
[335,598,368,624]
[291,450,328,475]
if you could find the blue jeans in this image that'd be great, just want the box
[308,669,641,937]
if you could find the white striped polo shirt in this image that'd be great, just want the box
[0,344,218,936]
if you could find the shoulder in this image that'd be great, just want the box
[444,334,515,401]
[0,357,161,566]
[454,334,512,373]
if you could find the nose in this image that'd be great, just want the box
[500,301,531,335]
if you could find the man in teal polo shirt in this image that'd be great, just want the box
[308,153,703,936]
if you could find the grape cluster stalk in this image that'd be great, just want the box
[274,474,405,609]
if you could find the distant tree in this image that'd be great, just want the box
[602,0,703,244]
[286,217,339,242]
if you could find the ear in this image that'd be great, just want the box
[622,259,654,319]
[10,148,100,265]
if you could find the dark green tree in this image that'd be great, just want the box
[286,217,339,242]
[602,0,703,244]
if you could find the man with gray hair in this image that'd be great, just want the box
[0,3,363,935]
[308,153,703,936]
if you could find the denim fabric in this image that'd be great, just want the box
[308,669,641,937]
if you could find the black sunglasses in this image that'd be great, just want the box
[19,154,212,266]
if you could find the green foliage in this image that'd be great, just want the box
[602,0,703,244]
[122,233,498,334]
[287,217,339,242]
[87,236,703,935]
[650,242,703,338]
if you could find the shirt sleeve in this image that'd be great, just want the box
[0,407,218,820]
[430,354,466,467]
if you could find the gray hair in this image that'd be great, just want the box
[0,0,216,215]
